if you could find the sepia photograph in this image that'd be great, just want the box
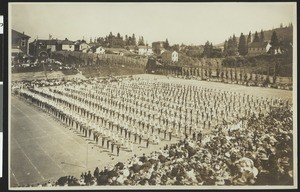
[8,2,297,190]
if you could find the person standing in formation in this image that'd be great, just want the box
[146,138,150,148]
[111,141,115,153]
[20,77,284,166]
[117,145,120,156]
[139,134,142,144]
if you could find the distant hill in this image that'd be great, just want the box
[252,26,293,42]
[215,25,293,47]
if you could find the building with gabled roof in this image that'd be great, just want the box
[137,45,153,56]
[59,38,75,51]
[12,29,31,56]
[247,42,271,56]
[29,39,59,57]
[160,50,179,63]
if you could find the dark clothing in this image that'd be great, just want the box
[102,137,105,147]
[107,140,110,149]
[134,134,137,143]
[111,143,114,153]
[117,146,120,156]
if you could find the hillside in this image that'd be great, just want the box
[260,26,293,42]
[216,25,293,47]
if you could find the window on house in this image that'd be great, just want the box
[21,39,26,47]
[69,45,72,48]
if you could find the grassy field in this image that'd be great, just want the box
[10,74,293,187]
[11,71,87,81]
[79,64,145,78]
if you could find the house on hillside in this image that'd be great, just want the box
[80,43,91,52]
[268,41,293,55]
[161,50,179,63]
[60,38,75,51]
[247,42,271,56]
[152,41,166,55]
[171,51,179,62]
[105,48,128,56]
[95,46,105,54]
[74,40,91,52]
[268,46,284,55]
[29,39,59,58]
[138,46,153,56]
[12,29,31,56]
[87,46,105,54]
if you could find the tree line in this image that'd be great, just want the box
[93,32,147,48]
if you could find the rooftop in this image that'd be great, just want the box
[12,29,31,39]
[248,41,269,48]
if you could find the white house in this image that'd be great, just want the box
[171,51,178,62]
[82,48,89,53]
[61,38,75,51]
[248,42,271,56]
[47,44,56,52]
[80,43,91,51]
[95,46,105,54]
[138,46,153,56]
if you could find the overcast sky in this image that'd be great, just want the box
[10,2,296,45]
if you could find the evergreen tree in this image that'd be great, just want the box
[132,34,136,46]
[270,31,279,47]
[226,35,237,56]
[128,36,132,46]
[164,38,170,50]
[203,41,211,58]
[138,36,145,46]
[253,31,260,42]
[141,36,145,46]
[238,33,247,56]
[118,33,124,47]
[107,32,114,47]
[227,37,233,56]
[125,35,129,46]
[260,30,265,43]
[223,40,228,56]
[246,31,252,54]
[247,31,252,45]
[232,34,238,54]
[210,43,213,57]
